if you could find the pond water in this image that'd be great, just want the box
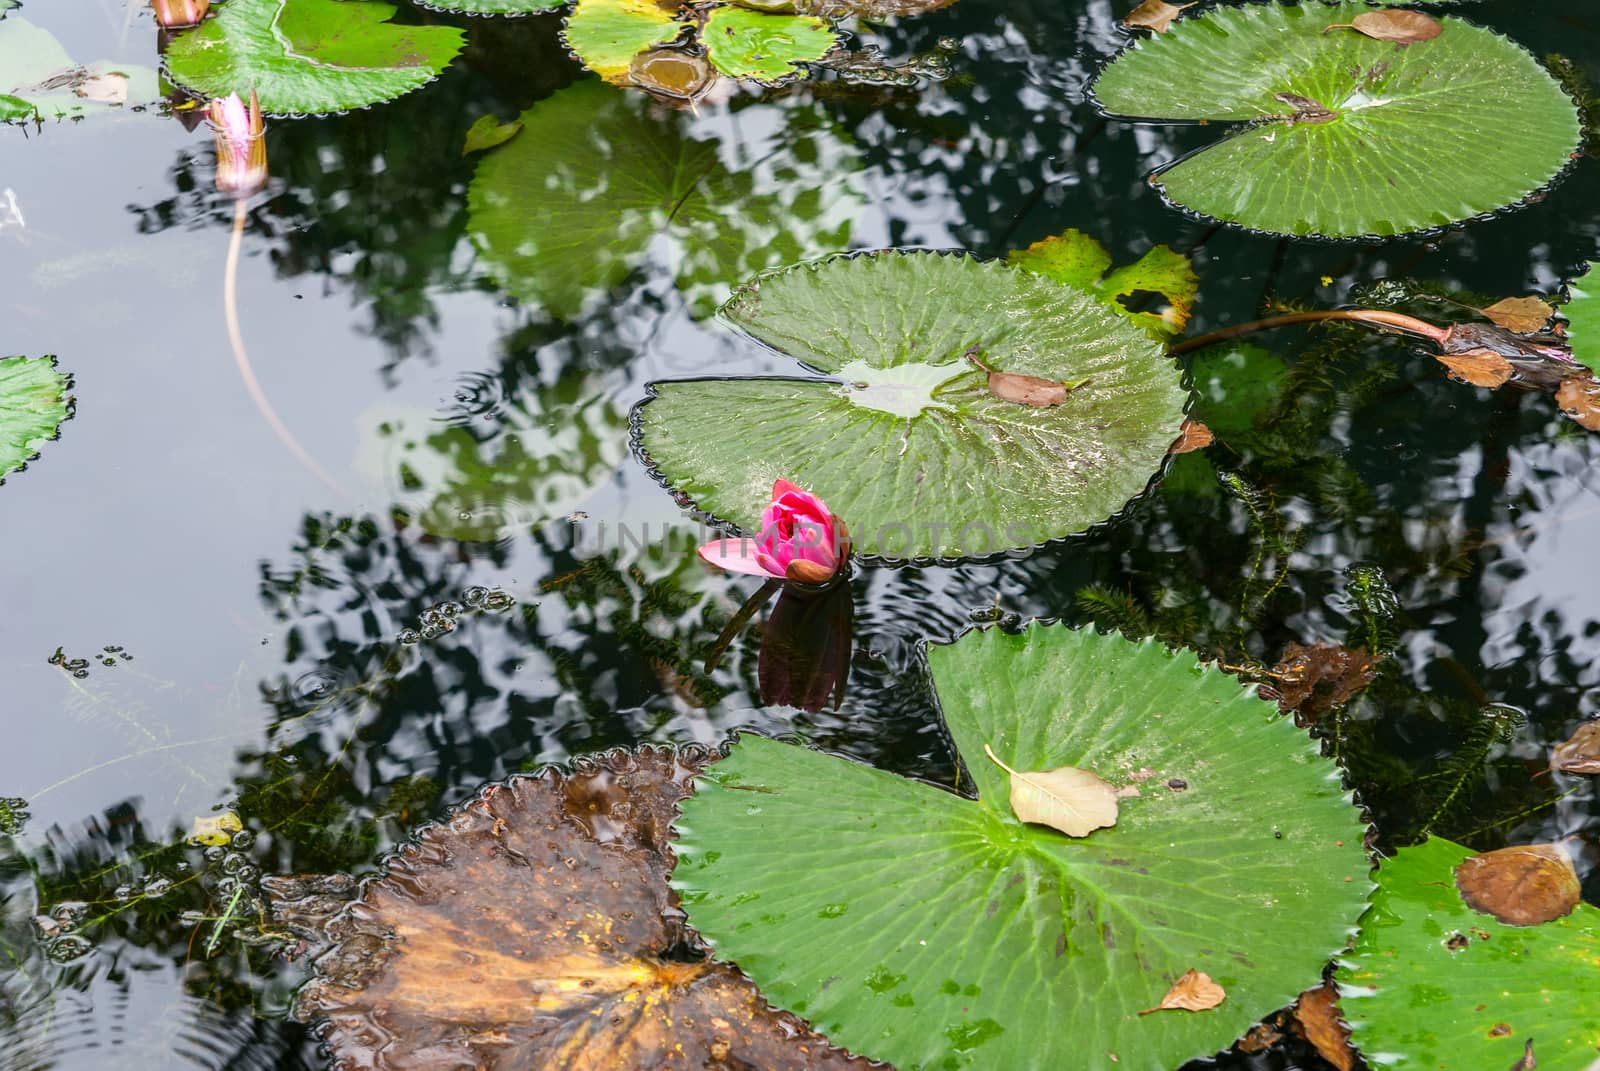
[2,0,1598,1067]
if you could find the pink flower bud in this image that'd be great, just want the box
[207,90,267,197]
[697,480,850,585]
[151,0,209,28]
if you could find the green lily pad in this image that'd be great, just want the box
[1,17,159,123]
[674,623,1374,1071]
[1090,1,1581,238]
[634,252,1186,560]
[1563,264,1599,377]
[466,79,861,319]
[461,114,522,156]
[702,6,837,83]
[1337,837,1600,1069]
[355,368,627,542]
[1009,230,1198,339]
[164,0,465,117]
[561,0,682,84]
[1,355,72,485]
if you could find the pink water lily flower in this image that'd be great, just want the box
[207,90,267,197]
[698,479,850,585]
[151,0,209,27]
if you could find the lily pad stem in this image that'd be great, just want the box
[1168,310,1449,356]
[225,198,345,496]
[704,578,783,674]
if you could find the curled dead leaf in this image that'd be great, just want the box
[1324,10,1442,44]
[1437,349,1515,388]
[1555,374,1600,431]
[964,344,1086,408]
[1454,843,1581,927]
[283,747,872,1070]
[1139,969,1226,1015]
[1267,643,1377,721]
[1550,721,1600,775]
[1124,0,1193,32]
[983,743,1119,837]
[1291,983,1355,1071]
[1169,418,1213,454]
[1481,296,1554,335]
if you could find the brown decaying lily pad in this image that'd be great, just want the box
[1555,374,1600,431]
[1454,843,1581,927]
[284,747,873,1071]
[1480,296,1554,335]
[1266,643,1377,721]
[1168,418,1213,454]
[1550,721,1600,775]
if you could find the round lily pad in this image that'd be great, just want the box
[1090,1,1581,238]
[561,0,682,83]
[1,17,158,123]
[702,7,838,83]
[1564,264,1599,377]
[1337,837,1600,1069]
[634,252,1187,560]
[674,623,1374,1071]
[164,0,465,117]
[1,355,72,485]
[414,0,563,12]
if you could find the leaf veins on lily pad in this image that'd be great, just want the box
[288,747,873,1070]
[635,252,1187,560]
[164,0,465,117]
[674,624,1372,1070]
[1090,1,1581,238]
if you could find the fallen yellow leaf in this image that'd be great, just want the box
[1139,968,1226,1015]
[983,743,1118,837]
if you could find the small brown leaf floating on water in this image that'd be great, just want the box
[1481,296,1555,335]
[1124,0,1194,32]
[964,344,1086,408]
[284,747,873,1071]
[1324,10,1442,44]
[1555,374,1600,431]
[1551,721,1600,775]
[1510,1038,1537,1070]
[1169,418,1213,454]
[1266,643,1377,721]
[1454,843,1581,927]
[1290,983,1356,1071]
[1437,349,1515,388]
[1139,969,1226,1015]
[983,743,1119,837]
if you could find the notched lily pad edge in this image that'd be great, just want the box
[410,0,560,17]
[1,354,76,487]
[288,741,884,1069]
[1083,12,1587,243]
[629,248,1196,569]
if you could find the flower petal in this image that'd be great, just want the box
[698,539,782,578]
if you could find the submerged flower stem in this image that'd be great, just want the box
[704,578,782,674]
[1168,309,1450,356]
[224,199,345,496]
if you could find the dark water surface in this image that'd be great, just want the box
[2,0,1598,1067]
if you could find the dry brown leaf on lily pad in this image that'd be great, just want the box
[1550,721,1600,775]
[279,747,872,1071]
[1168,418,1213,454]
[1437,349,1515,388]
[1454,842,1581,927]
[1481,296,1554,335]
[983,743,1119,837]
[1124,0,1193,32]
[1139,969,1226,1015]
[965,345,1087,408]
[1323,10,1442,43]
[1555,374,1600,431]
[1266,643,1377,721]
[1290,983,1355,1071]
